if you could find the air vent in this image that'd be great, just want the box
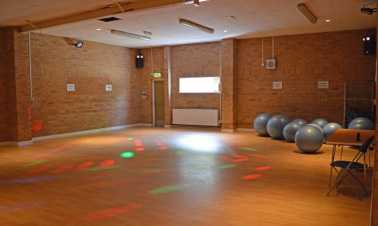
[98,17,121,22]
[266,59,276,70]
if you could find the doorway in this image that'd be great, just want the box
[154,81,165,127]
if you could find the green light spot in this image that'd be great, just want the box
[121,152,134,158]
[83,166,120,171]
[218,164,236,169]
[241,147,259,152]
[175,151,185,156]
[25,159,47,167]
[127,138,133,140]
[149,185,184,194]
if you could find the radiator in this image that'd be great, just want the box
[172,109,219,126]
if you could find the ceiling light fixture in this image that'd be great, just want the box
[179,19,214,34]
[297,3,317,24]
[74,41,84,48]
[325,19,331,23]
[361,0,377,15]
[110,29,151,40]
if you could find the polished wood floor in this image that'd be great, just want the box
[0,127,372,225]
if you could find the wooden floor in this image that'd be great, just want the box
[0,127,372,226]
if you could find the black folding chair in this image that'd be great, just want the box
[327,135,375,198]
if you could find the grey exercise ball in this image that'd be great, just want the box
[308,123,323,134]
[295,125,324,153]
[283,122,303,143]
[253,113,272,136]
[311,118,328,128]
[292,119,307,126]
[266,115,290,140]
[323,123,342,139]
[348,117,374,130]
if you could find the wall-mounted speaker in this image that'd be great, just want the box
[363,35,376,55]
[266,59,276,69]
[136,52,144,68]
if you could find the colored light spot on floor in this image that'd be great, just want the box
[149,185,184,194]
[255,166,271,171]
[0,175,61,184]
[69,204,141,224]
[121,152,134,158]
[134,143,144,147]
[247,153,268,159]
[156,142,164,146]
[219,155,234,162]
[100,160,115,168]
[241,147,259,152]
[32,120,43,133]
[218,164,236,169]
[51,164,74,174]
[175,151,185,155]
[51,147,65,152]
[25,159,47,167]
[135,147,145,152]
[0,201,46,214]
[242,174,262,180]
[127,138,133,140]
[24,166,50,176]
[159,146,168,150]
[77,161,95,170]
[233,159,249,163]
[83,166,119,171]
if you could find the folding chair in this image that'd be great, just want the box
[327,135,375,198]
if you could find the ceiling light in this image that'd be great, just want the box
[297,3,317,24]
[325,19,331,23]
[179,19,214,34]
[110,29,151,40]
[224,30,228,33]
[74,41,84,48]
[96,28,101,31]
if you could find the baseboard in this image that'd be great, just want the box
[33,123,153,142]
[164,125,173,128]
[0,141,34,147]
[221,129,237,132]
[237,128,255,132]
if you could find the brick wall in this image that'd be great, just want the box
[28,32,140,137]
[170,42,221,111]
[238,29,376,128]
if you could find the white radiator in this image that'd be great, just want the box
[172,109,219,126]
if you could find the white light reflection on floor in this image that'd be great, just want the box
[175,134,222,153]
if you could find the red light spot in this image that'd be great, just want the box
[135,147,145,152]
[134,143,143,147]
[100,160,115,168]
[230,154,247,159]
[233,159,248,163]
[219,155,234,162]
[156,142,164,146]
[24,166,50,176]
[247,153,268,159]
[159,146,168,150]
[52,147,65,152]
[69,204,142,224]
[134,140,141,143]
[52,164,73,174]
[242,174,262,180]
[32,120,43,133]
[77,161,95,170]
[255,166,271,171]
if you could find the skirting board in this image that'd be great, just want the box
[221,128,255,133]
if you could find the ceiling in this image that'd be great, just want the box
[0,0,377,48]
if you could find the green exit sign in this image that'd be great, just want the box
[153,73,161,78]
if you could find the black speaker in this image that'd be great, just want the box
[136,53,144,68]
[363,36,376,55]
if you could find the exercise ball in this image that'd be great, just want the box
[283,122,303,143]
[323,123,342,139]
[311,118,328,128]
[348,121,374,130]
[267,115,290,140]
[308,123,323,134]
[253,113,272,136]
[348,117,374,130]
[295,125,324,153]
[292,119,307,126]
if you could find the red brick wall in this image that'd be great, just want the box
[28,33,140,137]
[238,29,376,128]
[170,42,221,111]
[0,28,8,142]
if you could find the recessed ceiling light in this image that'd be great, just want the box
[96,28,102,31]
[224,30,228,33]
[325,19,331,23]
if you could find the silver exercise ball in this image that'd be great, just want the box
[283,122,303,143]
[323,123,342,139]
[311,118,328,128]
[253,113,272,136]
[266,115,290,140]
[292,119,308,126]
[295,125,324,153]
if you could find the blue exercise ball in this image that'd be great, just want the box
[283,122,303,143]
[311,118,328,128]
[292,119,307,126]
[323,123,342,139]
[308,123,323,134]
[348,121,374,130]
[267,115,290,140]
[253,113,272,136]
[295,125,324,153]
[348,117,374,130]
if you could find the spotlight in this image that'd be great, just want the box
[361,7,376,15]
[74,41,84,48]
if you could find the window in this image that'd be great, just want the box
[179,77,220,93]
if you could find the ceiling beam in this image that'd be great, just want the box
[21,0,186,32]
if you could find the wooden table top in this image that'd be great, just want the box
[325,129,375,146]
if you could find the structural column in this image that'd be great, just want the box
[163,46,172,126]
